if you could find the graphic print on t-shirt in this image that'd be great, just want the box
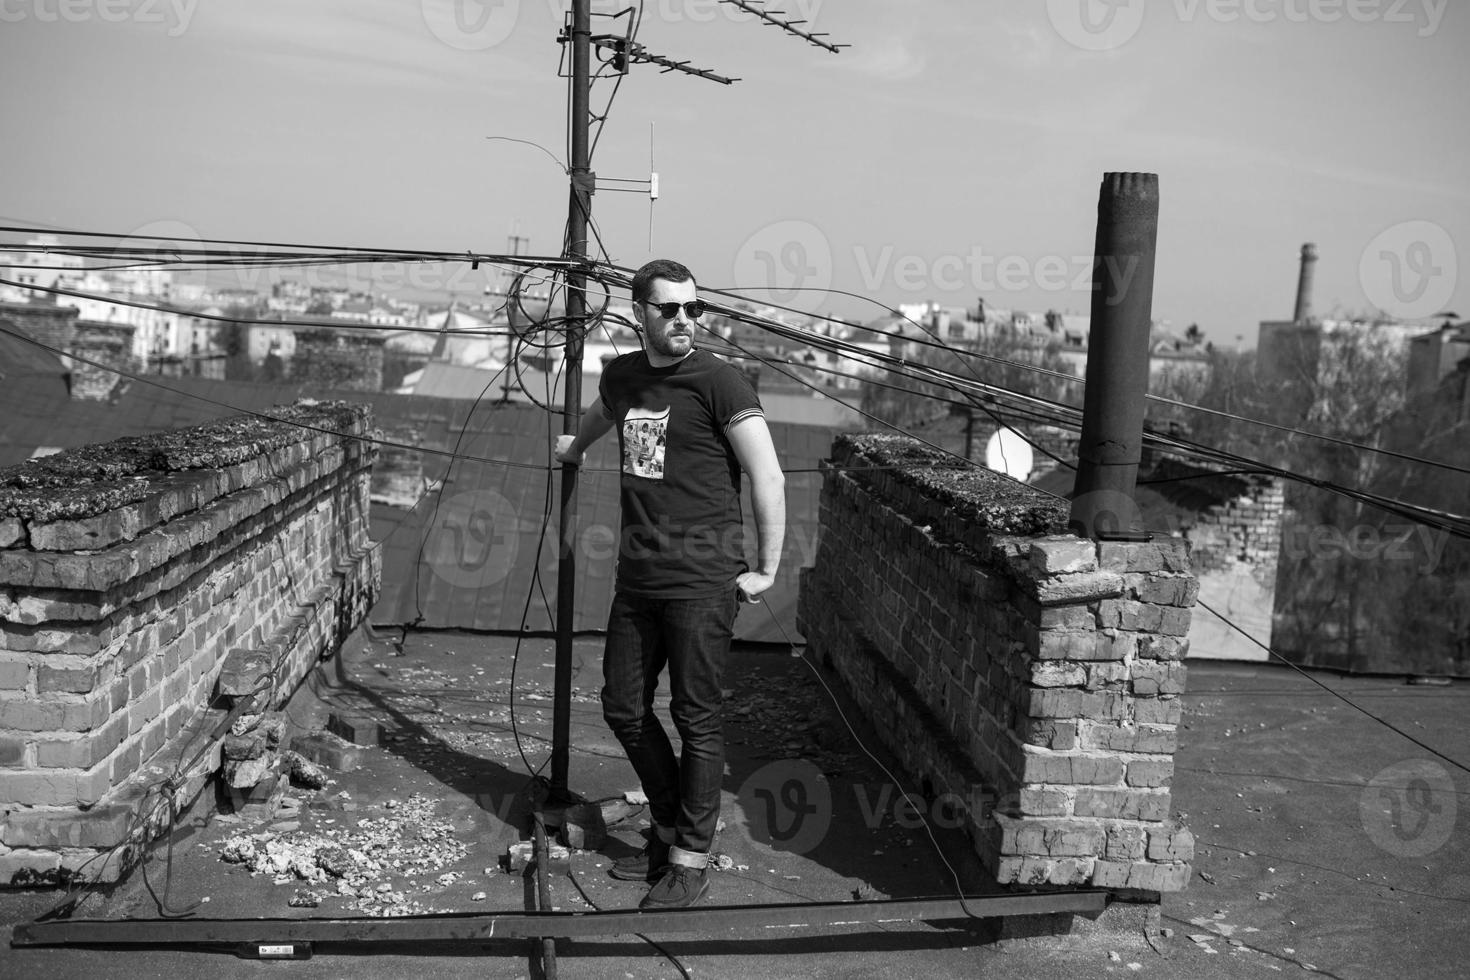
[621,405,669,480]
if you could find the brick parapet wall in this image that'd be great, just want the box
[797,434,1197,899]
[0,402,380,885]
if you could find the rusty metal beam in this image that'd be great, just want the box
[13,890,1107,949]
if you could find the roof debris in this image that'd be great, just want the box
[217,792,473,916]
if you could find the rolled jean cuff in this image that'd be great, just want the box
[669,846,708,869]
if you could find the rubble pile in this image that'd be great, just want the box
[220,712,289,812]
[218,792,473,916]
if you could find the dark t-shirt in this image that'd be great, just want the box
[599,349,764,598]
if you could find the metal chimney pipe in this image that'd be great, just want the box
[1293,242,1318,324]
[1069,172,1160,540]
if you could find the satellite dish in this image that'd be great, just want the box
[985,427,1034,482]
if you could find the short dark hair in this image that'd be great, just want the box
[631,259,695,304]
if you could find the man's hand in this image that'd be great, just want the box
[554,434,584,466]
[736,571,776,603]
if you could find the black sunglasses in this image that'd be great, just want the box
[644,300,706,320]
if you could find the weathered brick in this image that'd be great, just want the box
[1086,662,1129,690]
[1097,541,1164,573]
[0,697,107,733]
[1038,605,1095,630]
[1132,661,1188,697]
[0,848,63,886]
[0,765,111,807]
[1036,630,1099,660]
[1147,823,1195,863]
[1090,859,1190,892]
[0,518,25,549]
[1092,631,1134,661]
[1133,696,1183,726]
[1034,571,1124,605]
[36,713,126,769]
[0,734,28,766]
[37,664,102,695]
[1016,787,1072,816]
[1081,722,1178,754]
[1027,688,1087,719]
[1104,823,1147,861]
[994,855,1093,886]
[1030,662,1085,688]
[1022,720,1078,751]
[1133,574,1196,607]
[216,648,272,699]
[1020,750,1124,786]
[1126,758,1174,788]
[1074,788,1169,821]
[1136,634,1189,661]
[0,657,30,690]
[1,801,133,848]
[1029,537,1098,576]
[1158,606,1192,636]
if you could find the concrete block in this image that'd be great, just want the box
[327,713,384,747]
[289,731,364,771]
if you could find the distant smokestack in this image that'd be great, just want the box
[1293,242,1318,324]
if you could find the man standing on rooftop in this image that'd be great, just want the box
[556,258,786,909]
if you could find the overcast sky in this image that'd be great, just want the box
[2,0,1465,346]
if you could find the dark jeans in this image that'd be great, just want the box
[601,589,738,856]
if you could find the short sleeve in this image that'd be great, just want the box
[709,361,763,432]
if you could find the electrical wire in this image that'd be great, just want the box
[1196,598,1470,775]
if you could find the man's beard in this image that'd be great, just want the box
[649,328,692,358]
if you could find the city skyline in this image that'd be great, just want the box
[1,1,1466,348]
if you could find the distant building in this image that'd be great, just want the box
[1406,322,1470,398]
